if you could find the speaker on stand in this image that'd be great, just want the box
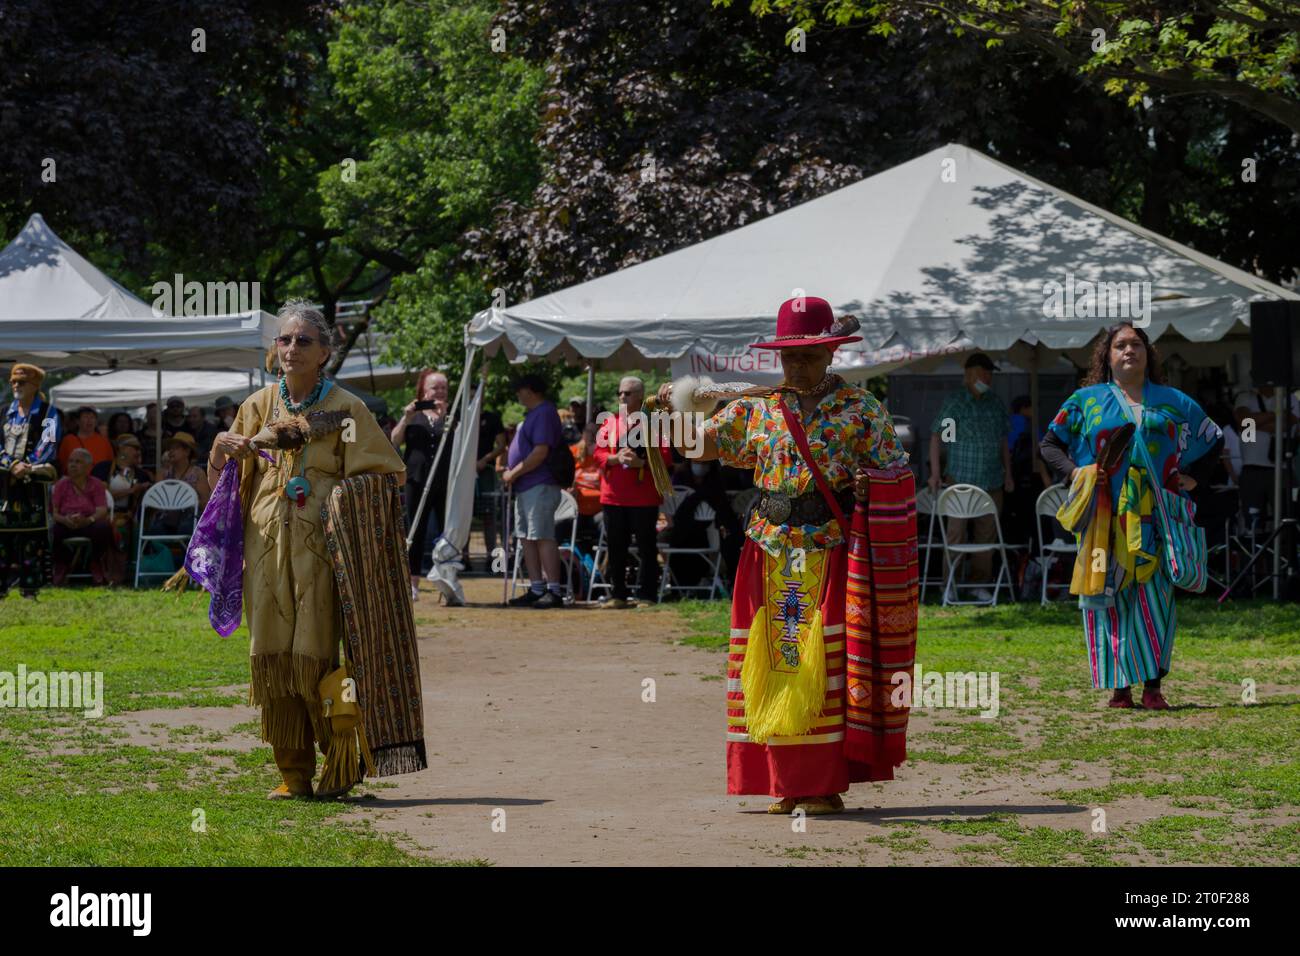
[1224,300,1300,601]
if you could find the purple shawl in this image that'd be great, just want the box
[184,459,245,637]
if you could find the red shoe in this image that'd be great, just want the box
[1107,688,1133,708]
[1141,688,1170,710]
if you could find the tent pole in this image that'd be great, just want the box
[155,369,162,474]
[406,345,477,554]
[1275,386,1284,600]
[585,365,595,424]
[1029,345,1041,476]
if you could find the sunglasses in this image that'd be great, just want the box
[276,335,318,347]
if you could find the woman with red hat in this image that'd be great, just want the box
[657,296,918,816]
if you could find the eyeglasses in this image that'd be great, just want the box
[276,335,318,347]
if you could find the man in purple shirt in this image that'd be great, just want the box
[502,373,565,608]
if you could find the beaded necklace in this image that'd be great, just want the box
[279,374,325,414]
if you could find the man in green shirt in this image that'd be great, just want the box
[928,353,1013,601]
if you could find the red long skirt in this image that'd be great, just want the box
[726,538,876,797]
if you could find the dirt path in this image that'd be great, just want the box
[336,579,1116,866]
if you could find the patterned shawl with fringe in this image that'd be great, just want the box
[844,466,919,779]
[322,472,428,776]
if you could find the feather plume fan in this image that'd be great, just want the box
[249,409,349,450]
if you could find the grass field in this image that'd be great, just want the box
[0,588,462,866]
[671,596,1300,865]
[2,586,1298,866]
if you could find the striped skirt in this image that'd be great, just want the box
[727,538,872,797]
[1081,565,1176,688]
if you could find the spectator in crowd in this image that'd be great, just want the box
[1231,385,1300,528]
[474,409,506,570]
[161,396,192,442]
[570,420,603,519]
[928,353,1012,602]
[503,373,566,609]
[213,395,237,432]
[392,369,452,600]
[51,448,115,585]
[1003,394,1049,549]
[592,376,672,609]
[136,403,161,471]
[159,431,210,510]
[562,397,587,445]
[665,458,742,591]
[186,404,219,463]
[58,406,114,480]
[1,363,63,597]
[107,412,135,444]
[106,434,153,574]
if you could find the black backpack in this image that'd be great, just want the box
[546,440,576,487]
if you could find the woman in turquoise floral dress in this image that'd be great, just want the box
[1040,323,1223,710]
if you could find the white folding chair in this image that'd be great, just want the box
[937,483,1016,606]
[915,486,944,602]
[1035,483,1077,605]
[508,489,581,601]
[63,494,114,582]
[133,480,198,588]
[662,486,692,518]
[586,513,611,602]
[658,502,724,600]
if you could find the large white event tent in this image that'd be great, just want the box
[0,213,278,465]
[0,214,276,369]
[467,143,1296,384]
[447,143,1299,589]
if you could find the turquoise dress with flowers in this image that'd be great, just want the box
[1047,381,1222,688]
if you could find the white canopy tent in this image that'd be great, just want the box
[0,213,279,468]
[0,214,277,369]
[454,143,1299,597]
[467,143,1295,375]
[49,351,412,408]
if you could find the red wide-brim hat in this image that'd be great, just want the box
[752,295,862,349]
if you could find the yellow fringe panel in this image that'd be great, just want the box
[741,606,828,744]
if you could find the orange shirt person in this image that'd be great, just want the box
[57,406,114,479]
[570,421,602,517]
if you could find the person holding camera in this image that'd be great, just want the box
[392,369,451,600]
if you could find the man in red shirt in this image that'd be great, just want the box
[593,377,672,608]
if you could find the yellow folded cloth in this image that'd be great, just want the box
[1058,465,1110,596]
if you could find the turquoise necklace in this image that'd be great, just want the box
[278,374,326,509]
[279,374,325,414]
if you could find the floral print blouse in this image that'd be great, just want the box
[706,377,908,555]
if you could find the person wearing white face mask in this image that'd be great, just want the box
[928,353,1013,601]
